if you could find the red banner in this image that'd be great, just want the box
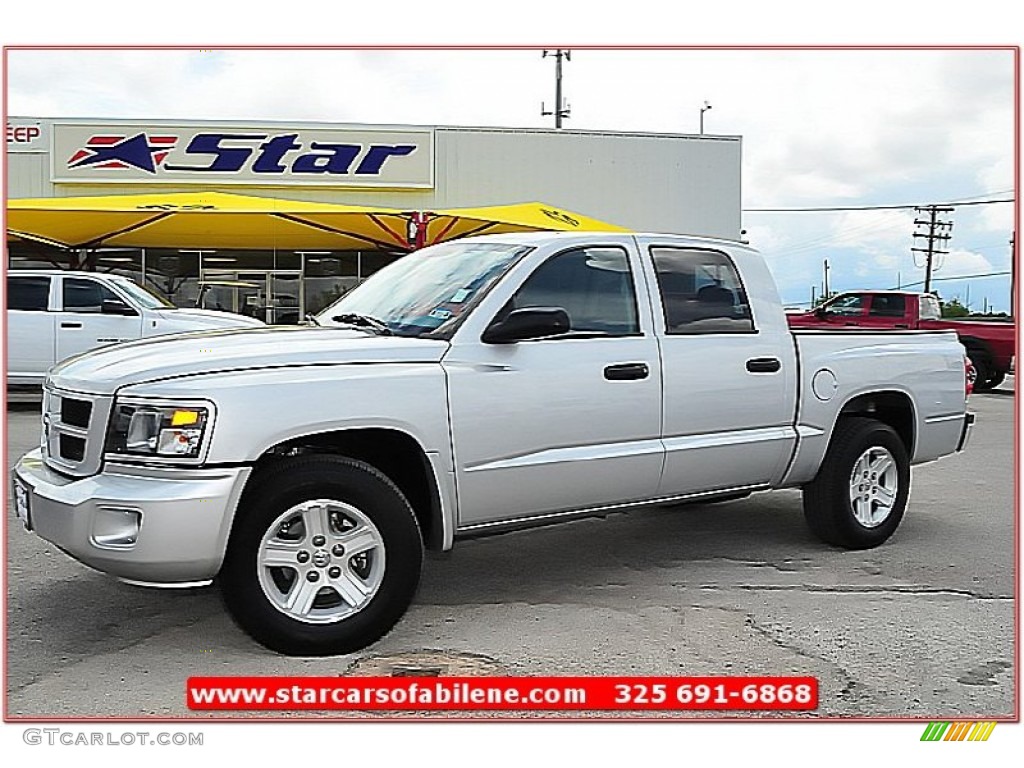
[187,676,818,712]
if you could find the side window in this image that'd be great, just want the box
[62,278,120,313]
[868,294,906,317]
[826,294,865,316]
[7,276,51,311]
[650,247,754,334]
[506,247,640,336]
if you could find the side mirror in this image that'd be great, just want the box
[814,305,828,318]
[101,298,137,316]
[482,307,571,344]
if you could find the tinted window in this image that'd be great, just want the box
[651,247,754,334]
[507,247,639,335]
[7,276,51,311]
[869,294,906,317]
[825,294,865,316]
[63,278,121,313]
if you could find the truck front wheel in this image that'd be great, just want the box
[220,455,423,655]
[802,417,910,549]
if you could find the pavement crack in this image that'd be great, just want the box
[721,585,1011,600]
[9,613,212,696]
[704,604,863,714]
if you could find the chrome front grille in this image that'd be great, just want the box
[42,386,112,477]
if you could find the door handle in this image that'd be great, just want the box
[746,357,781,373]
[60,322,83,329]
[604,363,650,381]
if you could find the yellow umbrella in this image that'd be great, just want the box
[7,191,414,251]
[418,201,630,246]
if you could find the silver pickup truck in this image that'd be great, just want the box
[11,232,973,656]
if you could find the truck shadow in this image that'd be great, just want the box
[9,493,816,668]
[417,491,816,606]
[7,573,225,691]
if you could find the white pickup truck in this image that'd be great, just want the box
[6,270,264,388]
[12,233,973,656]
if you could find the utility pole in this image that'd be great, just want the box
[912,205,954,294]
[541,50,571,128]
[700,101,712,134]
[823,258,830,299]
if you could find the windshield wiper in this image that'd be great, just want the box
[331,312,393,335]
[304,313,321,327]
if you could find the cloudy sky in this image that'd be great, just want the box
[5,47,1016,311]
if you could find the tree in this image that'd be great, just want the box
[940,297,970,318]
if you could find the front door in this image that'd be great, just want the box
[56,276,143,363]
[444,244,664,528]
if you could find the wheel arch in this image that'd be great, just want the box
[835,390,916,458]
[240,427,449,551]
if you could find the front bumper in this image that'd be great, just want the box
[956,412,975,453]
[12,450,251,585]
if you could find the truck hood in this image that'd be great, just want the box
[49,326,450,395]
[150,307,266,331]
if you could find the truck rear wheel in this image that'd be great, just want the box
[220,455,422,655]
[984,370,1006,390]
[802,417,910,549]
[965,347,995,392]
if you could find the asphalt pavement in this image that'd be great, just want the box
[4,381,1015,719]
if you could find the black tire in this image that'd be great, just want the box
[803,417,910,549]
[220,455,422,656]
[985,370,1006,390]
[966,348,994,392]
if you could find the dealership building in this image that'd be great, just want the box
[7,117,742,322]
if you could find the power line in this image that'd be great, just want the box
[745,197,1014,213]
[894,270,1011,290]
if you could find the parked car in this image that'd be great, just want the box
[788,290,1014,391]
[6,270,264,388]
[12,233,973,655]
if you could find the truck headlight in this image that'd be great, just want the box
[105,401,213,461]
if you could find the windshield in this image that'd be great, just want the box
[315,241,532,337]
[114,278,176,309]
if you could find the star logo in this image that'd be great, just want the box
[67,133,178,173]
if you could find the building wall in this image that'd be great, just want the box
[7,118,742,239]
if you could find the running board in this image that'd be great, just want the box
[455,484,770,540]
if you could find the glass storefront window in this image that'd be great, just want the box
[146,250,200,307]
[303,252,359,315]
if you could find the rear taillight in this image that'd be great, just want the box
[965,355,976,399]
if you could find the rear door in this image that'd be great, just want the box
[641,242,797,494]
[55,276,143,363]
[860,293,910,329]
[6,274,56,384]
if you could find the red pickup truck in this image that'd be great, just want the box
[788,291,1015,392]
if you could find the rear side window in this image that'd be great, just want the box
[650,247,754,334]
[508,246,640,336]
[7,276,51,311]
[63,278,121,313]
[869,294,906,317]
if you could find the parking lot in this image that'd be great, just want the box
[5,382,1015,719]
